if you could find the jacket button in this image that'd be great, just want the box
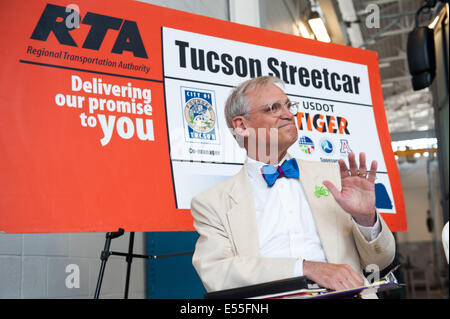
[374,245,381,254]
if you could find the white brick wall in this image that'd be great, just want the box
[0,232,147,299]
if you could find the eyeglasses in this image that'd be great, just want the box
[241,100,299,116]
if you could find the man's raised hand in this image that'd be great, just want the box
[322,152,377,227]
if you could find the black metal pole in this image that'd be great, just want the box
[124,231,135,299]
[94,228,124,299]
[94,228,193,299]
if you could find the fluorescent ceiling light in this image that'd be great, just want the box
[298,21,314,39]
[428,16,439,29]
[308,12,331,43]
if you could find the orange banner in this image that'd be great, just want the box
[0,0,406,233]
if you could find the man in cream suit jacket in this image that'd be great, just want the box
[191,76,395,294]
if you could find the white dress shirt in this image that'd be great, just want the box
[245,155,381,277]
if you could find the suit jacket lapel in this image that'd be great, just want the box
[226,164,260,256]
[297,159,340,264]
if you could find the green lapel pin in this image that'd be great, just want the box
[314,185,330,198]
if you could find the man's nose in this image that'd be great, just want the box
[280,104,294,119]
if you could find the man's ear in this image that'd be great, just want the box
[232,116,250,138]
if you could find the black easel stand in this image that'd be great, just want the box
[94,228,193,299]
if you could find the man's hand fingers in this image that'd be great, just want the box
[348,152,358,176]
[338,159,350,178]
[359,152,367,176]
[335,265,364,290]
[303,261,365,291]
[368,160,378,183]
[331,280,347,291]
[323,181,340,201]
[345,265,365,287]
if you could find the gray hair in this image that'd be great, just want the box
[224,76,284,129]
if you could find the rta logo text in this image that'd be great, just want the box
[30,3,148,58]
[365,4,380,29]
[65,264,80,289]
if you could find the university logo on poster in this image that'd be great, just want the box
[181,87,220,144]
[340,139,353,154]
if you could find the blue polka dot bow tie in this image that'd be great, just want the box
[261,158,299,187]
